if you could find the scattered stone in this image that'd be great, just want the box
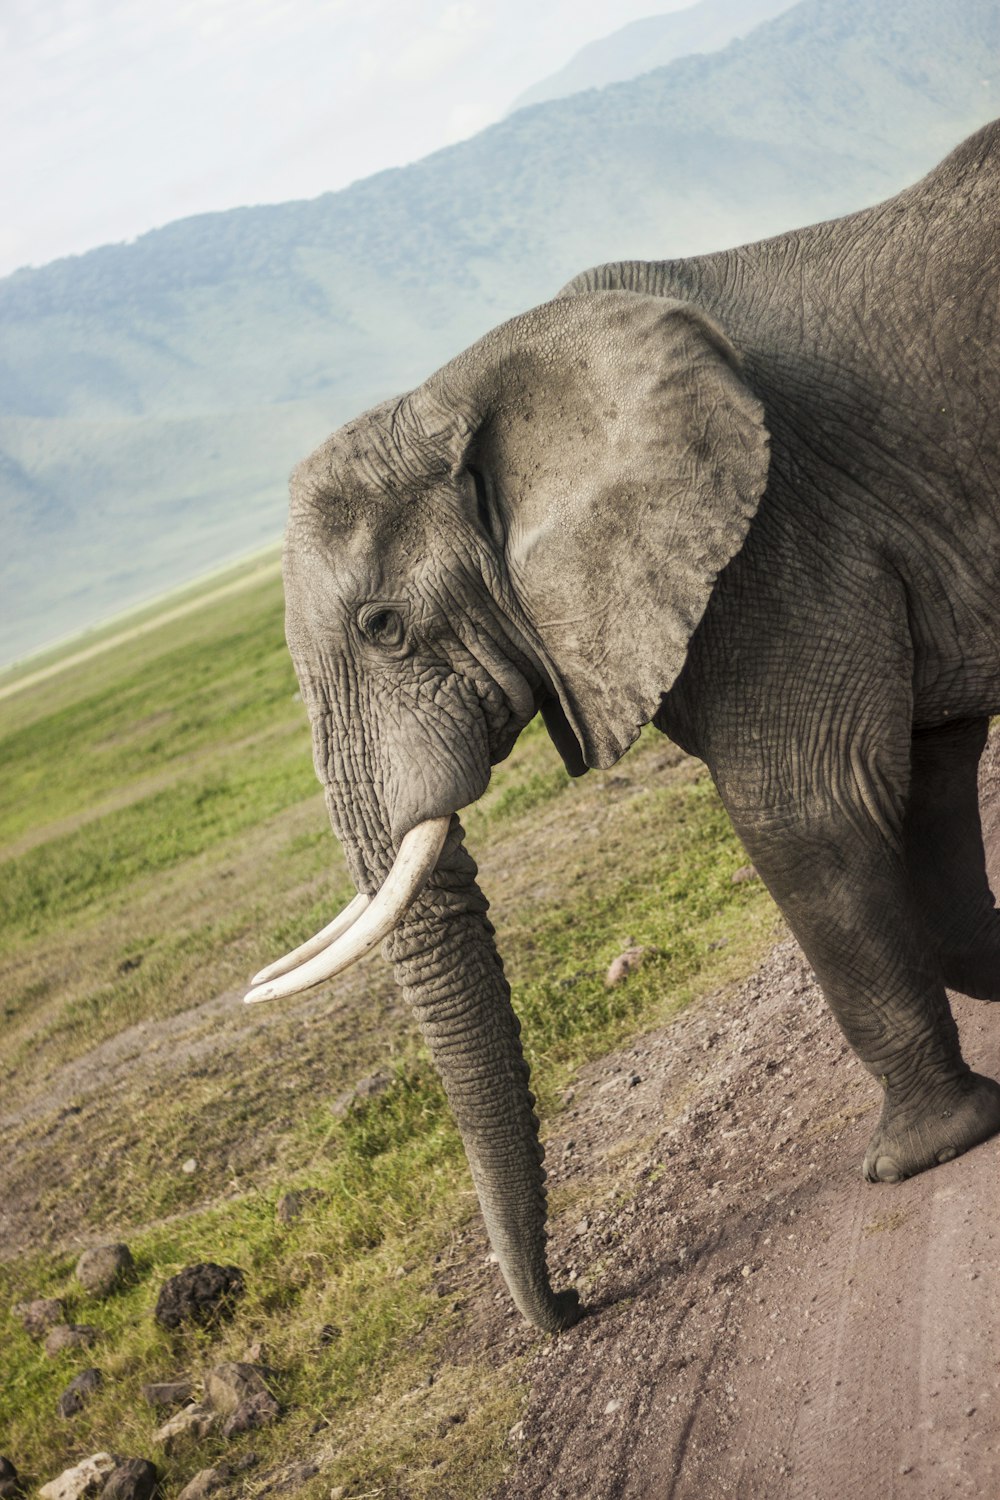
[204,1361,271,1414]
[604,947,647,988]
[354,1068,393,1099]
[242,1341,269,1365]
[272,1461,317,1490]
[181,1158,198,1174]
[0,1457,19,1499]
[731,864,760,884]
[57,1367,103,1418]
[154,1263,245,1330]
[604,1397,624,1415]
[275,1188,324,1225]
[177,1467,232,1500]
[75,1243,135,1298]
[151,1402,218,1454]
[38,1453,118,1500]
[44,1323,99,1357]
[14,1297,65,1338]
[330,1068,393,1115]
[101,1459,158,1500]
[141,1378,193,1409]
[220,1389,281,1437]
[435,1410,467,1437]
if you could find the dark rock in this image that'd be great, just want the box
[220,1389,281,1437]
[76,1243,135,1298]
[0,1456,20,1499]
[204,1361,269,1414]
[44,1323,99,1357]
[154,1263,244,1330]
[141,1378,193,1409]
[14,1297,65,1338]
[57,1367,103,1418]
[176,1468,232,1500]
[101,1459,157,1500]
[275,1188,324,1225]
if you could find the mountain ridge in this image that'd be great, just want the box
[507,0,797,113]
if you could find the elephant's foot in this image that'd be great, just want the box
[863,1071,1000,1183]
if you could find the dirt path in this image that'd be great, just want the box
[476,739,1000,1500]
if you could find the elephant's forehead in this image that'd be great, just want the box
[290,399,407,523]
[284,518,384,610]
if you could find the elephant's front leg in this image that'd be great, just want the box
[719,752,1000,1184]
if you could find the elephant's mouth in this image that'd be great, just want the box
[243,816,451,1004]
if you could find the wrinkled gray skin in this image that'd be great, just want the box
[282,122,1000,1331]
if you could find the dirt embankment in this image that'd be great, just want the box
[467,738,1000,1499]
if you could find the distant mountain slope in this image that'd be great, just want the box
[2,0,1000,666]
[508,0,797,113]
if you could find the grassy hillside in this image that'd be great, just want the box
[3,0,1000,664]
[0,567,779,1495]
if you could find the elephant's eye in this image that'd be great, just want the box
[359,606,405,649]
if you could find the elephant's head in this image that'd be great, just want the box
[246,290,769,1330]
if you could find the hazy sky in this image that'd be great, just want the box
[1,0,695,278]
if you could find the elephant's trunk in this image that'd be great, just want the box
[387,865,581,1332]
[246,806,578,1331]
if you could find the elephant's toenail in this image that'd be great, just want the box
[937,1147,957,1163]
[876,1157,902,1182]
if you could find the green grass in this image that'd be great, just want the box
[0,570,778,1495]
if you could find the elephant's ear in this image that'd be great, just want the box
[420,290,770,769]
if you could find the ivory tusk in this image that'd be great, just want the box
[250,892,371,986]
[243,816,451,1004]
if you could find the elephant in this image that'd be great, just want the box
[245,119,1000,1333]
